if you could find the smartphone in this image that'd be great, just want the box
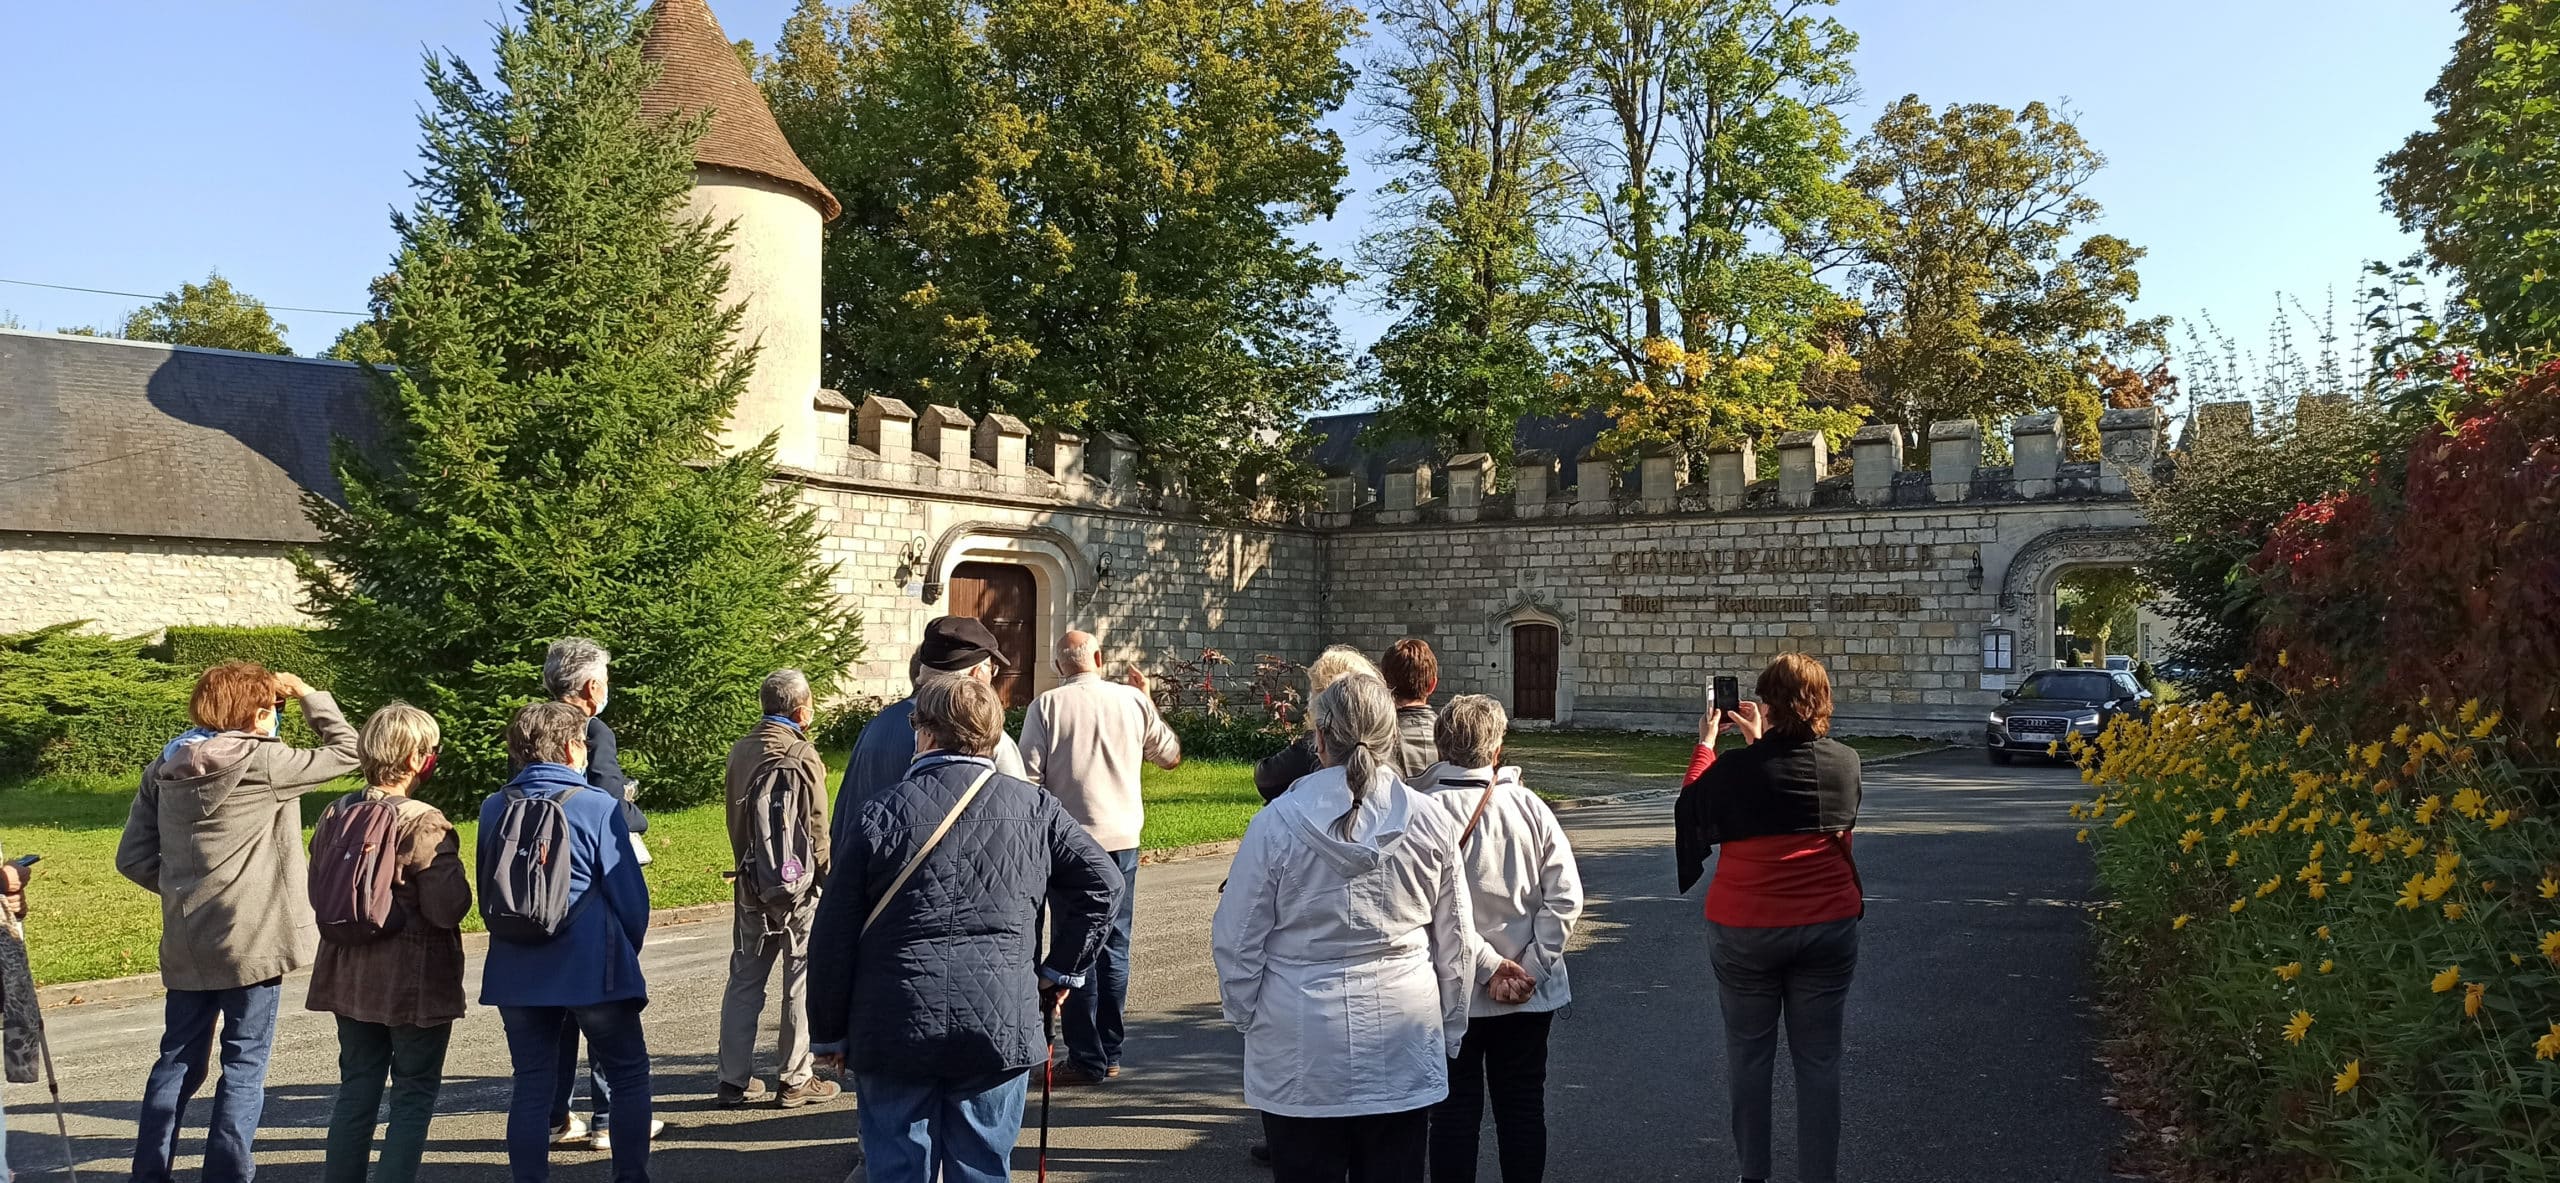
[8,854,37,869]
[1712,675,1741,715]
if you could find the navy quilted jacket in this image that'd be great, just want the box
[808,753,1123,1077]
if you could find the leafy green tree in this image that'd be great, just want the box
[300,0,863,806]
[322,322,393,365]
[1559,0,1869,460]
[1841,96,2164,437]
[2056,567,2153,664]
[120,272,294,355]
[2381,0,2560,353]
[762,0,1361,509]
[1358,0,1577,460]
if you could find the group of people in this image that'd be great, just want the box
[90,611,1868,1183]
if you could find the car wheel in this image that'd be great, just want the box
[1988,746,2015,766]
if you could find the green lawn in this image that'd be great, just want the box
[0,729,1933,986]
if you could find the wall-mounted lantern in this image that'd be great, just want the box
[1967,554,1985,593]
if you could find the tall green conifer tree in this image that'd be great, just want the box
[299,0,862,805]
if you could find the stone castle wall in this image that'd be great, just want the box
[6,387,2167,739]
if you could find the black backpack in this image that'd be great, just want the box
[479,783,588,943]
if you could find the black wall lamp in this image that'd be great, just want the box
[1967,554,1985,593]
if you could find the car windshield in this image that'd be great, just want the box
[2015,672,2117,702]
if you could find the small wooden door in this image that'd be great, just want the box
[947,561,1037,707]
[1512,623,1559,721]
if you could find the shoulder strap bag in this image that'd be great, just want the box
[863,768,997,935]
[1458,780,1496,848]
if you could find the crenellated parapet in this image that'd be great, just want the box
[801,393,2167,533]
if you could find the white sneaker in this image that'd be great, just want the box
[590,1119,665,1152]
[550,1115,591,1146]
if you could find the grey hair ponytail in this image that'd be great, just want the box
[1310,672,1399,837]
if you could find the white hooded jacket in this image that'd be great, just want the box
[1210,763,1476,1118]
[1412,763,1584,1017]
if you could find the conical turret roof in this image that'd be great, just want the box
[639,0,841,221]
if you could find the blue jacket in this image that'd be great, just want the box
[808,753,1122,1077]
[834,697,920,854]
[475,762,651,1008]
[584,714,647,834]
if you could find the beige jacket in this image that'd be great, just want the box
[118,693,361,991]
[1018,672,1182,851]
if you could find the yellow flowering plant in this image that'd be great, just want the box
[2075,676,2560,1177]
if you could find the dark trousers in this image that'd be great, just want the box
[1708,918,1859,1183]
[1428,1010,1554,1183]
[1063,848,1139,1074]
[324,1017,453,1183]
[499,1001,653,1183]
[549,1020,615,1123]
[132,978,283,1183]
[1263,1107,1430,1183]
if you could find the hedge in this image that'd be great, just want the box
[0,625,192,778]
[156,625,335,684]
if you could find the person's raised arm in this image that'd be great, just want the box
[262,682,360,797]
[1137,683,1182,770]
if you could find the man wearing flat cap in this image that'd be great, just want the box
[832,617,1029,847]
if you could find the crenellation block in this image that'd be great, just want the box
[1851,424,1902,506]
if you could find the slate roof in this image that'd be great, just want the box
[640,0,842,221]
[1304,407,1615,493]
[0,330,378,544]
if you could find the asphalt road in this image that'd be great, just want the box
[13,748,2123,1181]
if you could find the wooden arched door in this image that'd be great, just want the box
[947,561,1037,707]
[1511,623,1558,720]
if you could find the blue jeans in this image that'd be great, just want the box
[1063,848,1138,1074]
[548,1021,611,1123]
[132,979,283,1183]
[499,1002,652,1183]
[853,1068,1030,1183]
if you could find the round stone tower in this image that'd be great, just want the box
[639,0,841,471]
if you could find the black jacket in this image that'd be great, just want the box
[584,715,647,834]
[1253,734,1321,802]
[1674,735,1861,893]
[808,754,1122,1077]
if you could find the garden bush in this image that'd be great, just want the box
[0,625,192,777]
[155,625,335,684]
[1165,709,1293,762]
[2077,684,2560,1181]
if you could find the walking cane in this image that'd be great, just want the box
[1040,1006,1055,1183]
[4,908,79,1183]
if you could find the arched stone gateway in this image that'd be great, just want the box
[1993,526,2155,674]
[918,521,1093,699]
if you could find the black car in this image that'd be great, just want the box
[1985,668,2153,764]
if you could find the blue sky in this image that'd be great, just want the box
[0,0,2456,384]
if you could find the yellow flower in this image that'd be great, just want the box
[2451,786,2486,819]
[2226,850,2242,868]
[2230,898,2247,914]
[2274,961,2303,981]
[2538,1023,2560,1061]
[2402,836,2428,858]
[2432,965,2463,993]
[2179,829,2203,852]
[2398,875,2426,910]
[2257,876,2283,898]
[2458,697,2480,725]
[2296,724,2316,747]
[2543,877,2560,900]
[2075,829,2089,844]
[2309,882,2330,900]
[2469,711,2501,739]
[2337,869,2354,885]
[2392,723,2414,746]
[2488,810,2513,830]
[2235,666,2251,684]
[2211,807,2229,825]
[2414,796,2443,825]
[2539,930,2560,964]
[2171,914,2191,930]
[2465,981,2487,1017]
[2361,742,2384,768]
[2435,850,2463,875]
[2318,925,2332,940]
[2278,650,2292,668]
[2333,1059,2361,1094]
[2284,1010,2314,1043]
[2113,810,2136,829]
[2445,901,2467,921]
[2319,958,2336,974]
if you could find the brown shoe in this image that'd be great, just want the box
[778,1077,842,1108]
[1049,1063,1111,1087]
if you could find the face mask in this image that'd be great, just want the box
[417,752,439,783]
[260,711,281,738]
[591,684,608,716]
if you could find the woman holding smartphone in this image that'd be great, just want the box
[1672,653,1863,1183]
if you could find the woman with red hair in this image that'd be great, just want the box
[1672,653,1863,1183]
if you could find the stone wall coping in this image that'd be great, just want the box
[859,395,916,421]
[1926,418,1980,441]
[2011,412,2059,436]
[1851,423,1901,443]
